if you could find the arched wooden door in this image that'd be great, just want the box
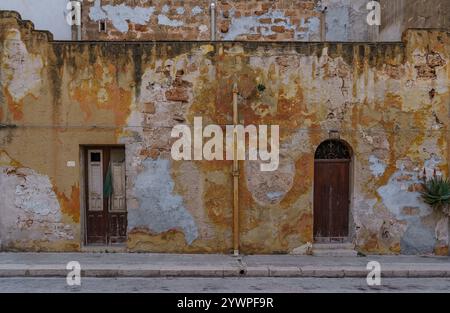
[313,140,351,242]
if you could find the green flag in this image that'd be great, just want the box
[103,162,113,198]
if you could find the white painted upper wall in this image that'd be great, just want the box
[0,0,71,40]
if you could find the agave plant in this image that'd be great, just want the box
[421,176,450,216]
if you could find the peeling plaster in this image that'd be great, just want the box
[161,5,170,14]
[0,166,74,244]
[130,159,199,245]
[89,0,155,32]
[435,217,449,242]
[223,9,320,41]
[424,153,443,176]
[0,29,43,103]
[298,17,321,40]
[401,220,435,254]
[14,170,60,217]
[157,14,184,27]
[369,155,386,177]
[245,156,295,206]
[199,24,208,33]
[175,162,216,240]
[376,156,443,254]
[192,6,203,16]
[377,162,430,219]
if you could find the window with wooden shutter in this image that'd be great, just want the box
[88,150,103,211]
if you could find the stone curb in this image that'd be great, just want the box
[0,264,449,278]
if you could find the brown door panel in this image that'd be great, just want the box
[85,146,127,245]
[314,160,350,239]
[86,212,106,244]
[108,212,128,244]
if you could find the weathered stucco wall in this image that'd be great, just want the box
[1,11,449,255]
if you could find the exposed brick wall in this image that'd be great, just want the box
[81,0,211,40]
[80,0,323,41]
[216,0,322,41]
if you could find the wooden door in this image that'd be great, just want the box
[108,159,127,244]
[313,159,350,240]
[85,147,127,245]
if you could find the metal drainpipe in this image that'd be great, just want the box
[232,83,240,256]
[210,1,216,41]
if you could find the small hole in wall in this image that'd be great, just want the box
[429,88,436,100]
[99,20,107,32]
[256,83,266,93]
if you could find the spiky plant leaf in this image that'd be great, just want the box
[420,176,450,210]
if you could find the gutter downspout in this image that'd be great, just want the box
[232,83,240,256]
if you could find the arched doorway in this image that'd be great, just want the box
[313,139,352,242]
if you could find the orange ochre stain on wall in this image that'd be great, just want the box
[434,245,449,256]
[71,63,131,127]
[1,10,449,255]
[57,185,81,223]
[127,228,229,253]
[3,87,24,120]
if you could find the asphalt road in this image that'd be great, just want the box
[0,277,449,293]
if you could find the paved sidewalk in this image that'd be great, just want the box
[0,253,448,278]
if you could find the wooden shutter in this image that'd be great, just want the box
[88,150,103,211]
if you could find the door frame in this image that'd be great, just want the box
[79,144,127,247]
[312,139,355,243]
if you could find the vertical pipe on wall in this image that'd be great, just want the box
[210,1,216,41]
[232,83,240,256]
